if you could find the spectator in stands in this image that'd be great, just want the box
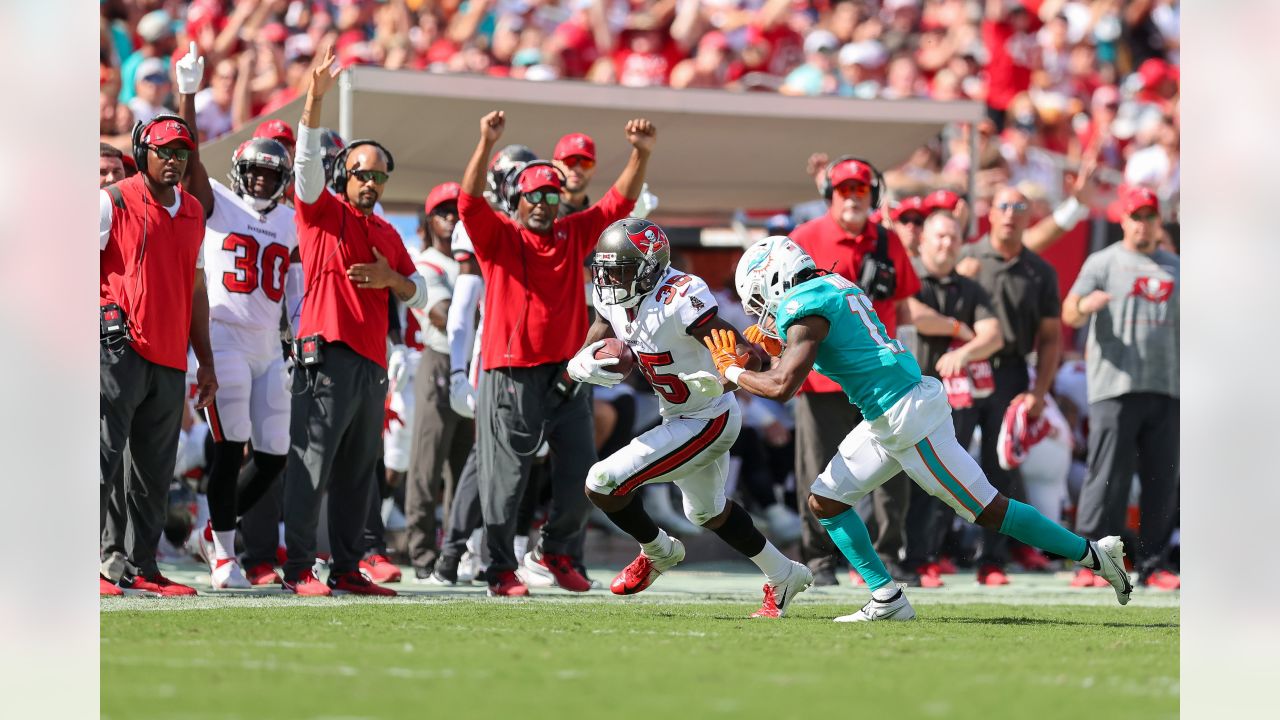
[781,30,839,96]
[193,58,239,141]
[1063,186,1180,591]
[835,41,888,98]
[982,0,1038,130]
[128,57,174,126]
[118,9,176,105]
[100,143,126,188]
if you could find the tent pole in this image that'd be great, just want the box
[967,119,978,239]
[339,70,353,142]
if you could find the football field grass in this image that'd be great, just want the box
[102,564,1178,720]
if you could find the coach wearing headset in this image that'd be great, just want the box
[459,110,654,597]
[99,108,216,596]
[280,46,431,597]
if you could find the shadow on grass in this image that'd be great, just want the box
[930,616,1178,629]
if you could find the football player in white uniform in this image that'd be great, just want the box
[569,218,813,618]
[180,60,298,590]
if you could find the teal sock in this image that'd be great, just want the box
[999,499,1088,561]
[818,508,895,591]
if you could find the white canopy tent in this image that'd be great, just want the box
[200,67,983,223]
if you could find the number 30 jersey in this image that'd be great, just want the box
[593,268,728,420]
[202,180,298,332]
[776,273,921,421]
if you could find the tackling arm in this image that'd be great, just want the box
[734,317,828,401]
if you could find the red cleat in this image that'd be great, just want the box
[283,569,331,596]
[245,562,283,586]
[849,569,867,586]
[936,557,958,574]
[359,555,402,584]
[1011,545,1052,572]
[487,570,530,597]
[526,551,591,592]
[1070,568,1099,587]
[329,570,398,596]
[119,573,198,597]
[916,563,945,588]
[100,575,122,597]
[976,564,1010,586]
[1142,569,1181,591]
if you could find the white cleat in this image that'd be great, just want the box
[210,559,252,589]
[834,588,917,623]
[517,551,557,588]
[751,561,814,618]
[1091,536,1133,606]
[456,550,481,585]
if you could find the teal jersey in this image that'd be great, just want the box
[776,274,922,420]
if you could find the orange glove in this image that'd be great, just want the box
[702,328,750,375]
[744,324,783,357]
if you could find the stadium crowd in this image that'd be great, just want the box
[99,0,1179,599]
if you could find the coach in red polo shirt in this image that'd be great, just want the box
[99,114,215,597]
[787,156,929,585]
[459,110,654,597]
[280,47,431,597]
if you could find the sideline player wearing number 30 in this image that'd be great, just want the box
[711,236,1132,622]
[570,218,813,618]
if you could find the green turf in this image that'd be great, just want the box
[102,599,1178,720]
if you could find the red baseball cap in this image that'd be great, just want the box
[891,196,926,222]
[518,165,563,193]
[424,182,461,215]
[144,117,196,150]
[1122,185,1160,215]
[553,133,596,162]
[699,31,730,54]
[254,119,295,148]
[923,189,961,213]
[829,158,872,188]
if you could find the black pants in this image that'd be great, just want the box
[1077,393,1179,576]
[282,343,386,578]
[441,448,482,562]
[406,349,473,572]
[240,474,282,568]
[904,401,981,568]
[476,365,594,579]
[100,343,184,578]
[973,356,1029,568]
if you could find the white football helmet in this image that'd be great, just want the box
[735,236,816,338]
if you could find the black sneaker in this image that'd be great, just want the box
[425,555,459,585]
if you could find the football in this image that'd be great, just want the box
[594,338,636,379]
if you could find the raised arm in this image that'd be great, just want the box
[462,110,505,197]
[175,43,215,219]
[295,44,339,205]
[612,118,656,201]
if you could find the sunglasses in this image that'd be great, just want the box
[561,156,595,170]
[522,190,560,206]
[151,145,190,161]
[995,201,1029,213]
[352,169,389,184]
[431,204,458,217]
[898,214,925,226]
[834,182,871,198]
[1130,210,1159,222]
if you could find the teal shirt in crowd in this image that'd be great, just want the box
[776,274,921,420]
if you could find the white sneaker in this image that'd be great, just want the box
[210,559,252,589]
[1090,536,1133,606]
[834,588,917,622]
[457,551,480,585]
[517,551,557,588]
[751,561,814,618]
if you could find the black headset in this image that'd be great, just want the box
[502,160,567,214]
[820,154,884,209]
[329,138,396,194]
[130,113,194,172]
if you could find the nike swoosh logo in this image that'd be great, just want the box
[776,586,789,611]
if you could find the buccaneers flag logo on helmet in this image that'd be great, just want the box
[627,225,668,255]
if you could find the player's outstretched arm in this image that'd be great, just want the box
[612,118,656,201]
[689,315,762,390]
[708,317,828,401]
[174,42,215,219]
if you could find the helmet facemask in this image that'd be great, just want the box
[591,254,662,308]
[230,138,292,213]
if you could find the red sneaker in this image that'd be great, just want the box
[359,555,402,584]
[527,551,591,592]
[1011,545,1052,572]
[100,575,122,597]
[976,564,1010,586]
[245,562,283,586]
[487,570,530,597]
[916,563,945,589]
[1070,568,1098,587]
[119,573,198,597]
[1142,569,1181,591]
[283,569,331,596]
[936,557,958,574]
[275,546,288,567]
[329,570,398,596]
[610,540,685,596]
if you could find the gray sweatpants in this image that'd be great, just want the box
[406,349,473,572]
[100,343,184,578]
[476,365,594,579]
[282,343,386,578]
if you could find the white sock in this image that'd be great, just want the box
[641,529,674,558]
[213,530,236,561]
[749,541,792,585]
[1078,542,1099,570]
[276,522,285,548]
[872,585,900,602]
[514,534,529,560]
[194,494,210,534]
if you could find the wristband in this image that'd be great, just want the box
[950,319,963,338]
[724,365,745,385]
[1052,196,1089,231]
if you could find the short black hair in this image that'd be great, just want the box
[100,142,124,159]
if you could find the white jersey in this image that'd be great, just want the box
[202,180,298,333]
[594,267,725,419]
[410,246,459,355]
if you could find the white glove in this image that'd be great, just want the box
[633,183,660,219]
[677,371,724,401]
[449,370,476,418]
[387,345,408,390]
[567,340,624,386]
[175,41,206,96]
